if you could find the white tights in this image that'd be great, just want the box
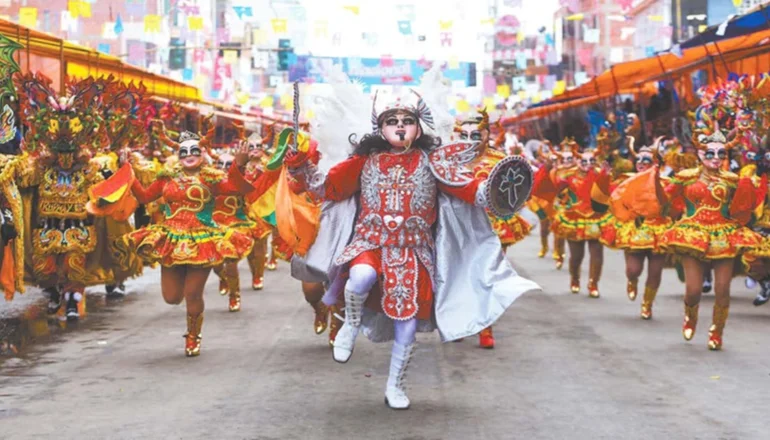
[346,263,417,345]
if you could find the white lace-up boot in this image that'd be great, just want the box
[385,341,416,410]
[332,290,368,363]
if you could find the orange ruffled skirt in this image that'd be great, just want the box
[117,225,254,268]
[551,209,613,242]
[602,217,672,254]
[490,213,531,246]
[660,219,761,260]
[742,230,770,279]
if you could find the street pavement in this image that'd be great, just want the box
[0,228,768,439]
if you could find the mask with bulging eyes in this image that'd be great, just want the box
[458,122,485,142]
[699,142,727,171]
[380,110,421,149]
[178,140,204,170]
[215,154,234,171]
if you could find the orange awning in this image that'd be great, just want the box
[505,28,770,125]
[0,18,200,102]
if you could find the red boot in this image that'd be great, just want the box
[479,327,495,349]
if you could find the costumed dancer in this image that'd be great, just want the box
[658,81,762,350]
[242,132,272,290]
[549,138,578,269]
[602,137,672,318]
[286,68,539,409]
[97,131,267,356]
[0,104,25,302]
[536,143,611,297]
[527,140,557,259]
[457,110,531,349]
[14,73,142,320]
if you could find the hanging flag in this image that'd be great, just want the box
[193,49,205,63]
[232,6,253,19]
[397,20,412,35]
[497,84,511,98]
[448,56,459,69]
[98,43,111,54]
[271,18,287,34]
[144,15,161,33]
[114,14,124,34]
[343,5,360,15]
[455,99,470,113]
[566,13,584,21]
[252,28,267,44]
[183,68,193,81]
[552,80,566,95]
[68,1,92,19]
[439,20,453,30]
[188,16,203,31]
[19,7,37,28]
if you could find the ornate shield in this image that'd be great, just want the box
[484,155,533,217]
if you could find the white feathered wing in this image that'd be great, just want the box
[417,64,455,142]
[309,64,372,173]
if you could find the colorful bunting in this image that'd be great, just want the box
[343,5,360,15]
[440,32,452,47]
[232,6,253,19]
[271,18,287,34]
[188,16,203,31]
[439,20,453,31]
[19,7,37,28]
[223,50,238,64]
[497,84,511,98]
[68,1,91,19]
[97,43,111,54]
[144,15,161,33]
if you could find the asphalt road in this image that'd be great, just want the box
[0,230,768,439]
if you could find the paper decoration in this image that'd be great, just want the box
[19,7,37,28]
[232,6,253,19]
[380,55,394,67]
[271,18,287,34]
[188,16,203,31]
[512,76,526,91]
[398,20,412,35]
[68,1,91,19]
[259,96,274,109]
[97,43,110,54]
[566,13,584,21]
[733,0,743,6]
[545,33,554,46]
[193,49,205,63]
[645,46,655,57]
[223,50,238,64]
[181,5,199,15]
[482,97,496,111]
[552,80,566,95]
[144,15,161,33]
[532,93,542,104]
[126,0,146,17]
[440,32,452,47]
[305,108,315,120]
[448,56,459,69]
[343,5,360,15]
[252,29,267,44]
[497,84,511,98]
[115,14,124,34]
[455,99,470,113]
[583,28,600,44]
[439,20,453,30]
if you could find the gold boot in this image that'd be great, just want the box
[226,268,241,312]
[640,286,658,320]
[588,279,600,298]
[184,313,203,357]
[707,304,729,351]
[569,265,580,294]
[682,303,699,341]
[627,279,638,301]
[538,234,549,258]
[311,301,328,335]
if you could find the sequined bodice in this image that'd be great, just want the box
[356,149,437,248]
[682,178,732,222]
[162,176,214,228]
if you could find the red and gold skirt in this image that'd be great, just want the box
[660,219,761,260]
[551,209,612,242]
[116,225,254,268]
[603,217,672,254]
[742,230,770,279]
[490,214,531,246]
